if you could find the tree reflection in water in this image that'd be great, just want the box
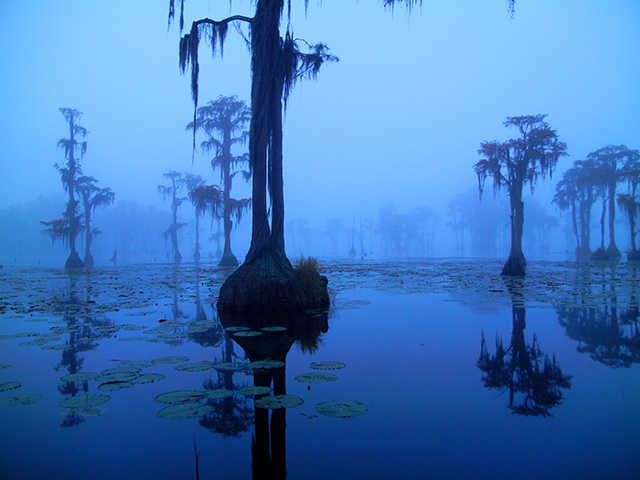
[217,311,328,480]
[556,262,640,368]
[54,271,115,427]
[478,278,572,416]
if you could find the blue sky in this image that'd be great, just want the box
[1,0,639,224]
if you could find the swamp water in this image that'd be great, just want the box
[0,259,639,479]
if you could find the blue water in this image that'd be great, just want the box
[0,260,639,479]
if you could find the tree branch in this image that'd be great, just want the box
[194,15,253,28]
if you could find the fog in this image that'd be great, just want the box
[1,0,639,264]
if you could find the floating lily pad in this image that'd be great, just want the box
[294,373,339,383]
[131,373,165,384]
[315,401,368,418]
[225,326,250,332]
[60,394,110,409]
[255,395,303,410]
[42,344,70,350]
[119,360,154,371]
[96,370,138,383]
[18,338,51,347]
[60,372,99,382]
[176,361,214,372]
[155,390,207,404]
[261,326,287,332]
[0,394,43,406]
[98,381,134,391]
[249,360,285,370]
[239,386,272,397]
[213,362,248,372]
[233,330,262,337]
[157,402,214,420]
[205,388,233,399]
[0,382,21,392]
[310,361,346,371]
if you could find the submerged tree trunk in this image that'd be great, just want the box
[217,0,329,315]
[502,186,526,276]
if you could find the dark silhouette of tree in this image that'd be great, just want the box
[189,96,252,267]
[76,176,115,269]
[523,198,559,258]
[42,108,88,269]
[617,149,640,260]
[587,145,639,260]
[158,171,187,262]
[474,115,567,275]
[183,174,206,263]
[478,279,572,416]
[553,160,598,258]
[189,183,222,263]
[169,0,340,314]
[447,188,509,257]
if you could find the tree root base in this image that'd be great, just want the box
[217,252,329,316]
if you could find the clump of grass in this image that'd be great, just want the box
[295,256,320,279]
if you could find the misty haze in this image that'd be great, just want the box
[1,1,639,479]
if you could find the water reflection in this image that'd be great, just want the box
[218,311,328,479]
[53,271,114,427]
[478,278,572,416]
[557,263,640,367]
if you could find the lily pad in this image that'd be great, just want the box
[153,355,189,364]
[131,373,165,384]
[155,390,207,404]
[233,330,262,337]
[315,401,368,418]
[310,361,346,371]
[98,381,134,392]
[249,360,285,370]
[0,382,21,392]
[261,326,287,332]
[157,402,214,420]
[119,360,154,371]
[96,370,138,383]
[205,388,233,399]
[294,373,339,383]
[176,361,214,372]
[60,394,110,409]
[225,326,250,332]
[60,372,99,382]
[0,394,43,406]
[239,386,273,397]
[255,395,303,410]
[213,362,248,372]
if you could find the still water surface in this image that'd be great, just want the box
[0,259,639,479]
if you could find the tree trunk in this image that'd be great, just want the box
[219,126,238,267]
[83,207,94,269]
[502,186,526,276]
[172,196,182,262]
[217,0,328,315]
[193,213,201,263]
[606,182,621,258]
